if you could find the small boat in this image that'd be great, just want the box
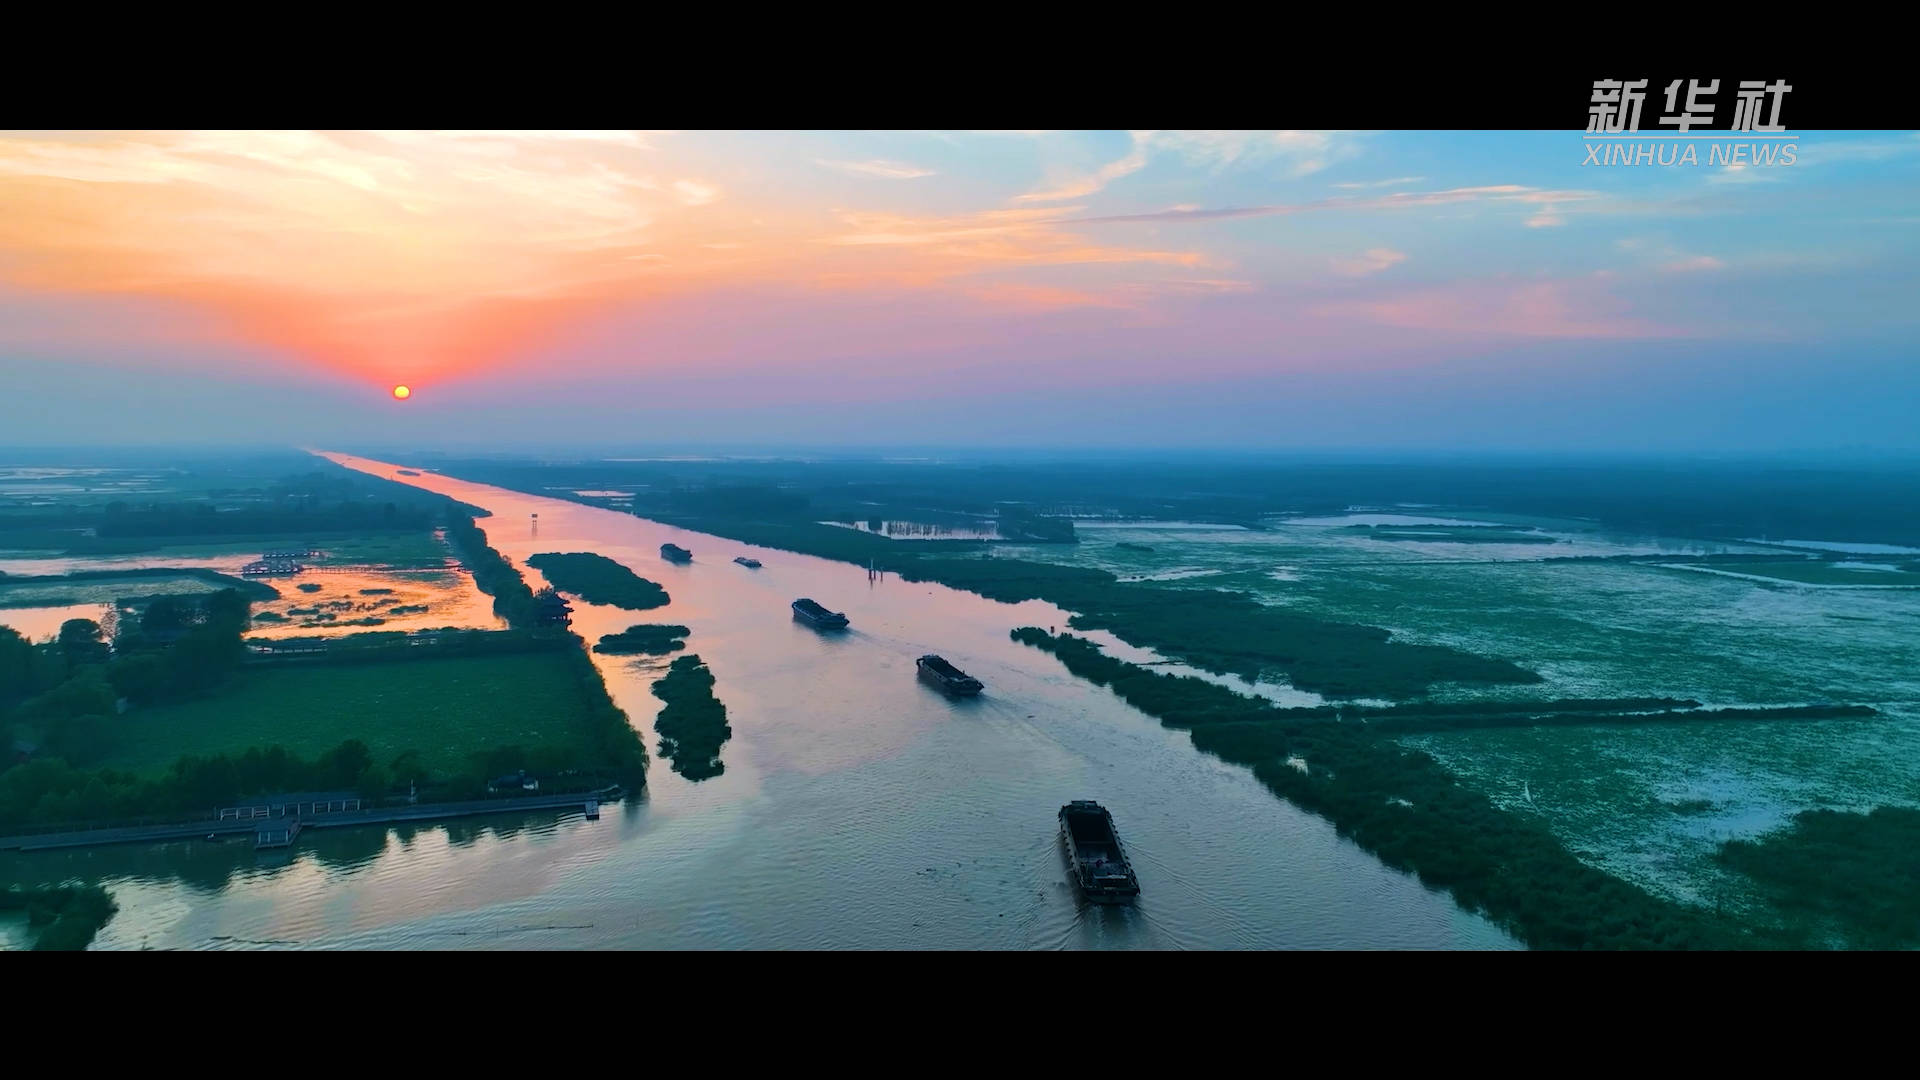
[917,654,983,696]
[791,598,849,629]
[1059,800,1141,903]
[661,543,693,563]
[734,556,762,569]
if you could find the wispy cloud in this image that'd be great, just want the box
[672,180,721,206]
[1791,134,1920,166]
[1069,184,1601,226]
[817,158,936,180]
[1315,276,1688,339]
[1332,176,1426,189]
[1707,163,1784,185]
[1017,132,1155,202]
[1616,236,1725,273]
[1016,131,1363,203]
[1332,248,1408,276]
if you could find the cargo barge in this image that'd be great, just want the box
[917,654,983,696]
[1059,800,1141,903]
[660,543,693,563]
[734,556,762,568]
[791,598,848,629]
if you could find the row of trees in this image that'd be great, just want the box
[444,514,540,627]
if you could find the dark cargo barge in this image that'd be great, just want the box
[791,598,849,629]
[660,543,693,563]
[917,654,983,696]
[1059,800,1141,903]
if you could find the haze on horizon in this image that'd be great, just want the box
[2,129,1917,454]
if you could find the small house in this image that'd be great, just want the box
[487,770,540,794]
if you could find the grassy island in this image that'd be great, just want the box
[649,654,730,781]
[594,624,690,655]
[526,552,671,611]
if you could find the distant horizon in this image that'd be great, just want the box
[5,441,1920,469]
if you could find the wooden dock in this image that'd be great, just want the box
[0,790,619,854]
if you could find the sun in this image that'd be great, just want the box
[392,385,411,400]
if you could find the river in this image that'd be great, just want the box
[1,454,1517,950]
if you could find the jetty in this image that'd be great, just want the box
[0,787,622,854]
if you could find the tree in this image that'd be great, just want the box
[106,652,170,705]
[57,619,108,669]
[322,740,373,788]
[201,589,250,634]
[0,626,34,702]
[139,596,191,637]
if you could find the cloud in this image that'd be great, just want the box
[1332,176,1426,189]
[1016,131,1363,203]
[1332,248,1408,276]
[1708,163,1784,185]
[1662,255,1725,272]
[1791,134,1920,166]
[673,180,721,206]
[1315,277,1687,339]
[0,131,737,381]
[824,207,1205,274]
[1069,184,1601,226]
[817,158,936,179]
[1618,236,1725,273]
[1016,131,1155,202]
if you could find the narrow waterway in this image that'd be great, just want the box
[3,454,1517,950]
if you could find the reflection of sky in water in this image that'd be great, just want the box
[0,603,110,642]
[245,570,503,638]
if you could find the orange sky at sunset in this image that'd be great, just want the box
[0,130,1214,390]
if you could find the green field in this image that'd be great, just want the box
[104,653,603,776]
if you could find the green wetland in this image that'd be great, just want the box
[989,513,1920,933]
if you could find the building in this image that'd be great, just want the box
[487,770,540,794]
[240,558,304,576]
[532,588,572,626]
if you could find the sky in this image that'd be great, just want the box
[1,129,1916,453]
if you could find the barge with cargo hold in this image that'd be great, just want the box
[917,654,983,696]
[1059,800,1141,903]
[791,598,849,629]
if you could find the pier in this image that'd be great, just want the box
[0,789,620,854]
